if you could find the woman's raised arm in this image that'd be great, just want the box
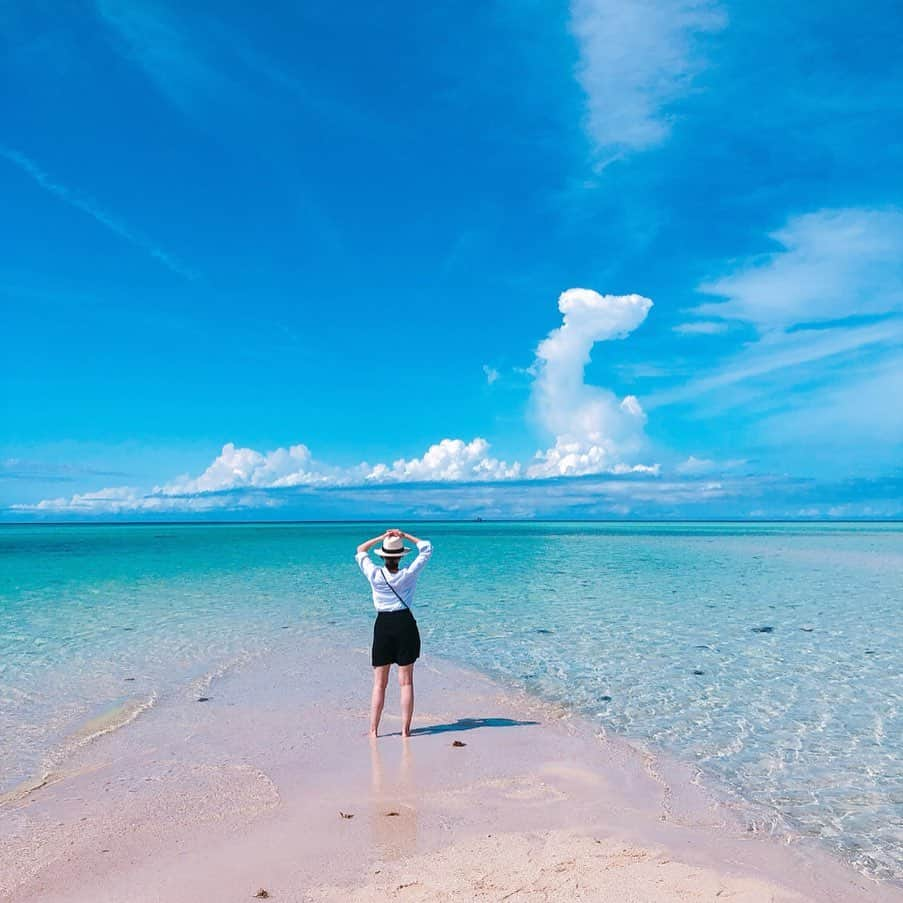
[357,532,388,555]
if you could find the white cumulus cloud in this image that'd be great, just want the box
[14,437,524,513]
[528,289,655,477]
[366,438,520,483]
[530,438,659,478]
[157,442,341,494]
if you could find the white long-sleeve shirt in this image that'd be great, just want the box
[356,540,432,612]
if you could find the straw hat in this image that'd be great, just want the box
[374,534,411,558]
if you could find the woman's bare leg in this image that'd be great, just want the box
[398,664,414,737]
[370,665,390,737]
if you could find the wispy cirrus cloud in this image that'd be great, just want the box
[18,467,901,520]
[0,458,128,482]
[694,207,903,331]
[95,0,386,142]
[675,455,746,475]
[10,464,721,517]
[482,364,500,385]
[95,0,225,115]
[657,207,903,412]
[14,485,280,515]
[0,146,194,279]
[570,0,726,158]
[756,351,903,452]
[672,320,729,336]
[648,318,903,408]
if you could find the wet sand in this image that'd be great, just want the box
[1,638,899,902]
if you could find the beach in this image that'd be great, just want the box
[1,637,898,902]
[2,522,901,899]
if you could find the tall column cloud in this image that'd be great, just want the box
[528,289,655,477]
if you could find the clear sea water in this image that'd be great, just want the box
[1,522,901,880]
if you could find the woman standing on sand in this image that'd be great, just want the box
[356,528,432,738]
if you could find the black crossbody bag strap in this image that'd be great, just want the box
[379,568,409,610]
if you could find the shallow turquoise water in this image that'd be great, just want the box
[1,522,901,879]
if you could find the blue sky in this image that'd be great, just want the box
[2,0,901,520]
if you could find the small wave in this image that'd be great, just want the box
[0,692,157,806]
[185,647,267,699]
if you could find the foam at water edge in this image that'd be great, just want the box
[0,692,157,806]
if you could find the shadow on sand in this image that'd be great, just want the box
[410,717,539,737]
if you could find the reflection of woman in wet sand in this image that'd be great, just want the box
[370,733,418,854]
[356,529,432,738]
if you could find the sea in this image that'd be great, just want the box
[1,522,900,881]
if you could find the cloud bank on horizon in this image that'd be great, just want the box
[16,290,660,514]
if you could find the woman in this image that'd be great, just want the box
[356,528,432,738]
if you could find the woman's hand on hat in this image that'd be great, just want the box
[358,532,392,554]
[386,528,403,538]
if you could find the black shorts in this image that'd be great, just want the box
[372,609,421,667]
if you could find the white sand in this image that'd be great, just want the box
[1,638,898,902]
[309,830,805,902]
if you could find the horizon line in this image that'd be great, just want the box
[1,518,901,527]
